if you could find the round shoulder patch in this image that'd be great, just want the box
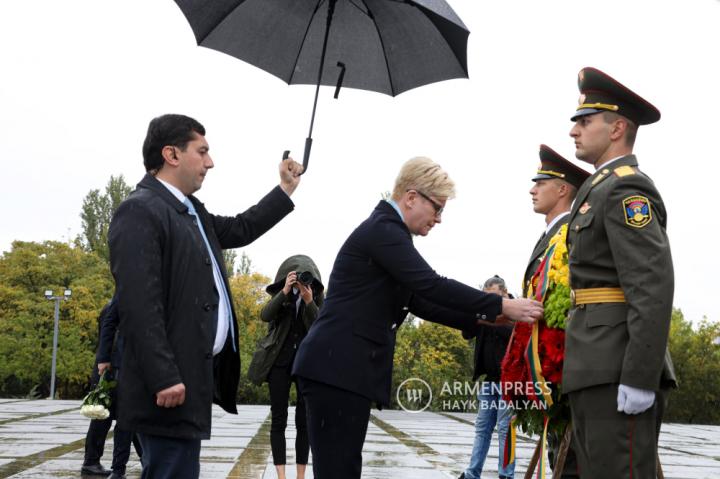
[623,195,652,228]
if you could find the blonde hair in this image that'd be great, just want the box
[391,157,456,201]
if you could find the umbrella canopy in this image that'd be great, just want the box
[174,0,470,172]
[174,0,469,95]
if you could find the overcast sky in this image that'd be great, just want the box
[1,0,718,324]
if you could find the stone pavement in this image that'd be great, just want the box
[1,399,718,478]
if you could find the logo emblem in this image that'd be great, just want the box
[623,196,652,228]
[578,93,586,105]
[396,378,432,413]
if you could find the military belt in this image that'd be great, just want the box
[571,287,626,305]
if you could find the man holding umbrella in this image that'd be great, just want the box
[109,114,303,478]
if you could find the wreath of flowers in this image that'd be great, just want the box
[501,224,572,436]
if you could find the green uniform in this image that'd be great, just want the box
[524,215,582,479]
[526,144,589,478]
[523,217,568,295]
[564,155,676,479]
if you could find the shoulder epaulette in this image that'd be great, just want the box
[614,165,636,177]
[591,168,611,186]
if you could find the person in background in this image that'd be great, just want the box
[459,275,515,479]
[81,296,142,479]
[247,255,325,479]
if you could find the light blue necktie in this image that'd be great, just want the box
[184,198,236,352]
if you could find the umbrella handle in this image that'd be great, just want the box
[301,137,312,175]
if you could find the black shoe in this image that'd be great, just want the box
[109,472,126,479]
[80,463,112,476]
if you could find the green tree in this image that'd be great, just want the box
[0,241,114,397]
[80,175,132,262]
[237,251,253,276]
[223,249,238,276]
[228,269,272,404]
[665,309,720,424]
[393,317,474,411]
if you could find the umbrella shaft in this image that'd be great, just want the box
[308,0,337,138]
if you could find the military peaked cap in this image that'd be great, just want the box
[571,67,660,125]
[532,144,591,189]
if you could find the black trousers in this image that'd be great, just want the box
[84,419,141,473]
[138,433,201,479]
[297,377,371,479]
[83,368,142,473]
[268,365,309,465]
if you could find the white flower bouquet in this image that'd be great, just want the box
[80,371,117,420]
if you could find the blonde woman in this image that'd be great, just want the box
[293,157,542,478]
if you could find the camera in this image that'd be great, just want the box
[297,271,314,286]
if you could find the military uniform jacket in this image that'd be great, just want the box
[522,215,569,296]
[563,155,676,394]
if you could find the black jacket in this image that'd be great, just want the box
[471,324,513,382]
[108,174,294,439]
[96,296,123,369]
[292,201,503,406]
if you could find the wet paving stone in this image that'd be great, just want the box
[0,400,718,478]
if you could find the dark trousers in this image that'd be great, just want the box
[137,433,201,479]
[569,383,667,479]
[268,365,309,465]
[298,377,371,479]
[84,418,142,473]
[84,368,142,473]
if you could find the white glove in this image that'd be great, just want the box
[617,384,655,415]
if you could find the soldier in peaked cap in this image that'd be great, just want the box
[524,145,589,297]
[525,145,589,478]
[563,67,676,479]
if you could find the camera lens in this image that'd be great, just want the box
[297,271,313,285]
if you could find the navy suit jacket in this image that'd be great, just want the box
[96,296,124,370]
[292,201,503,406]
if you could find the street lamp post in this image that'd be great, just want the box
[44,288,71,400]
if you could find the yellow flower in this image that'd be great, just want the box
[546,225,569,288]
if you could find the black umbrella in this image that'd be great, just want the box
[174,0,470,173]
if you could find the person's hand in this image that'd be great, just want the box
[156,383,186,408]
[282,271,297,295]
[617,384,655,414]
[501,298,543,323]
[279,157,303,196]
[97,362,111,376]
[297,282,313,304]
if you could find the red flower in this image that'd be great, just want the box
[538,325,565,385]
[500,323,533,402]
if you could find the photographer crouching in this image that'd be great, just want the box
[248,255,324,479]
